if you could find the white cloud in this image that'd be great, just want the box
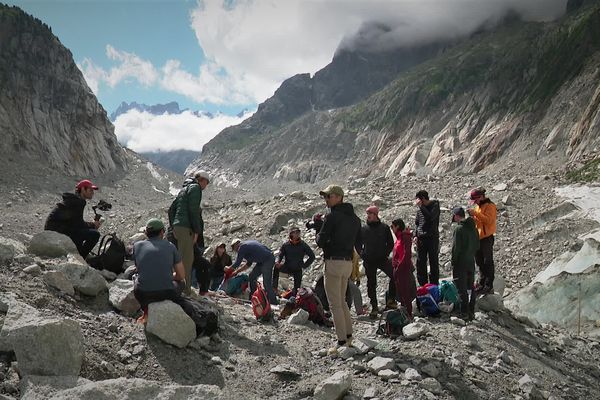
[113,109,254,153]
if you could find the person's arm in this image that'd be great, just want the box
[471,203,496,225]
[316,214,333,248]
[451,226,464,266]
[354,218,363,255]
[276,244,285,264]
[173,261,185,281]
[419,202,440,222]
[385,225,395,256]
[187,185,203,234]
[303,241,316,268]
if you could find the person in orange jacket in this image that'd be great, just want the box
[467,188,497,294]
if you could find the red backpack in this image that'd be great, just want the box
[295,287,328,325]
[251,283,273,322]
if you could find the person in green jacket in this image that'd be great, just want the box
[451,206,480,321]
[169,170,210,295]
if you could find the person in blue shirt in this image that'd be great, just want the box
[229,238,279,305]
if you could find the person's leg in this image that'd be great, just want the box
[173,226,194,295]
[248,263,261,295]
[380,258,396,305]
[70,229,100,259]
[364,262,378,309]
[416,239,429,286]
[324,259,353,342]
[482,236,495,291]
[467,267,476,319]
[210,272,224,291]
[272,267,281,293]
[428,238,440,285]
[194,254,211,293]
[453,264,468,316]
[260,258,278,305]
[292,269,303,296]
[474,240,485,288]
[348,280,364,314]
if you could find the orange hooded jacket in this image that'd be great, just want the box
[471,199,497,239]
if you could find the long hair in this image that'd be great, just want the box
[391,218,405,231]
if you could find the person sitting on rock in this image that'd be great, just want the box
[391,218,417,319]
[273,227,316,297]
[133,218,186,322]
[209,243,232,291]
[451,207,480,320]
[467,188,497,294]
[44,179,102,259]
[229,238,279,305]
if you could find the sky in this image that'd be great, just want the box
[6,0,568,153]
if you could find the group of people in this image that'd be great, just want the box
[44,174,497,351]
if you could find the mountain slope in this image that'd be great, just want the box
[192,2,600,185]
[140,149,200,175]
[0,4,127,177]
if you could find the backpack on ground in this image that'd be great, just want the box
[440,280,460,306]
[174,297,219,336]
[417,285,441,316]
[87,233,126,274]
[224,274,249,296]
[295,287,330,326]
[377,308,410,338]
[251,282,273,322]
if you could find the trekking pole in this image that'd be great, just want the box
[577,282,582,336]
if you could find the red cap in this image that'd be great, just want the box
[76,180,98,191]
[366,205,379,215]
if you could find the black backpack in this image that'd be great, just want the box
[377,308,410,338]
[174,297,219,336]
[87,233,126,274]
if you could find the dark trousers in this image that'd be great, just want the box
[210,271,224,291]
[416,237,440,286]
[364,258,396,308]
[273,265,303,295]
[314,275,353,312]
[453,264,476,316]
[475,235,495,289]
[193,246,211,293]
[249,257,278,305]
[134,280,184,309]
[70,228,100,259]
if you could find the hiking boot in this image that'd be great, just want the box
[327,340,347,356]
[386,300,398,310]
[346,335,353,347]
[369,308,379,320]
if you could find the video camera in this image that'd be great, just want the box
[92,200,112,222]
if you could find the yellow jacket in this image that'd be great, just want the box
[351,249,360,282]
[471,200,497,239]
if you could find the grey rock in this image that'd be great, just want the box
[493,183,508,191]
[363,386,378,399]
[57,262,107,296]
[43,271,75,296]
[404,368,422,381]
[402,322,429,340]
[367,357,395,373]
[27,231,77,258]
[146,301,196,348]
[421,363,440,378]
[353,337,379,354]
[419,378,443,395]
[270,364,301,378]
[23,264,42,276]
[314,370,352,400]
[20,375,91,400]
[378,369,399,380]
[99,270,118,281]
[450,316,466,326]
[109,279,140,317]
[339,346,358,360]
[287,309,309,325]
[477,294,504,312]
[469,355,484,368]
[0,241,16,264]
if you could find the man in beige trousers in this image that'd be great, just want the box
[316,185,362,354]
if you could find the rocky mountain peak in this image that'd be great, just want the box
[0,4,127,178]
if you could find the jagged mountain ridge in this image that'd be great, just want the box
[140,149,200,175]
[0,4,127,177]
[109,101,216,122]
[192,1,600,185]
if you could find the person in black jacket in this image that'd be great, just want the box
[361,205,396,318]
[316,185,361,353]
[209,243,232,291]
[44,180,102,258]
[273,227,316,296]
[414,190,441,286]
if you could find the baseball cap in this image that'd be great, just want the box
[451,206,465,222]
[231,238,241,248]
[146,218,165,232]
[289,226,301,234]
[469,188,486,200]
[76,179,98,191]
[366,205,379,215]
[319,185,344,197]
[194,170,210,182]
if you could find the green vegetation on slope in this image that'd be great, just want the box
[566,157,600,182]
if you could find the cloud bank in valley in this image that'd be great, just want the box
[113,109,253,153]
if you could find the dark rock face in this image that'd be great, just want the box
[0,5,127,176]
[110,101,183,121]
[140,150,201,175]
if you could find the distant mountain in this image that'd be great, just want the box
[109,101,214,121]
[140,150,201,175]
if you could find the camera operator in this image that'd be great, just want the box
[45,179,102,258]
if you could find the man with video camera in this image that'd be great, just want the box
[44,179,103,258]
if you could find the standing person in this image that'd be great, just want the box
[230,239,279,305]
[451,207,480,320]
[45,180,102,259]
[316,185,361,352]
[414,190,441,286]
[467,188,497,294]
[168,170,210,296]
[361,205,396,319]
[273,227,316,296]
[391,218,417,319]
[209,243,232,291]
[132,218,186,322]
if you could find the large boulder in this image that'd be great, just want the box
[109,279,140,316]
[402,322,429,340]
[2,300,83,376]
[43,271,75,296]
[21,377,221,400]
[56,262,107,296]
[314,370,352,400]
[477,294,504,312]
[146,301,196,348]
[20,375,91,400]
[28,231,77,258]
[0,297,38,353]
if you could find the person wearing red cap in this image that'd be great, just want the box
[467,188,497,294]
[360,205,396,318]
[44,179,102,258]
